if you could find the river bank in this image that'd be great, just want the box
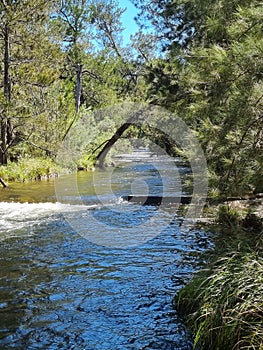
[0,158,61,184]
[176,200,263,350]
[0,156,101,187]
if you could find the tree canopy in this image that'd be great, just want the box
[0,0,262,196]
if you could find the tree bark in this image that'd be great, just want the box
[0,119,8,165]
[0,24,11,165]
[4,24,11,102]
[75,64,83,113]
[95,106,155,167]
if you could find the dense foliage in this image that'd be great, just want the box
[0,0,262,196]
[132,0,263,196]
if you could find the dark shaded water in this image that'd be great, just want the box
[0,150,212,349]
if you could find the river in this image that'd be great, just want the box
[0,150,212,349]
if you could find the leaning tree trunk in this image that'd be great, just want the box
[95,106,153,167]
[96,116,135,168]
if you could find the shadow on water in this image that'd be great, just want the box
[0,151,211,349]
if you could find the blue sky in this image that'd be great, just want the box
[118,0,140,44]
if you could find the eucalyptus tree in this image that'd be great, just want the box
[92,0,141,98]
[54,0,134,110]
[91,0,124,57]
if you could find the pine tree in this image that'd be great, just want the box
[0,0,61,164]
[132,0,263,195]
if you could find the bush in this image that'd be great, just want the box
[0,158,60,182]
[176,204,263,350]
[242,211,263,233]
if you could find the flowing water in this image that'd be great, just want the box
[0,150,212,349]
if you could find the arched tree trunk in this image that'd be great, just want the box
[96,117,135,167]
[95,116,180,167]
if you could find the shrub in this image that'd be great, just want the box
[0,158,60,182]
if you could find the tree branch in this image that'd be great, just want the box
[22,139,53,156]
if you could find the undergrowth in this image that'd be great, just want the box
[0,158,61,182]
[176,206,263,350]
[216,205,262,234]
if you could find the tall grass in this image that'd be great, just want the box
[176,207,263,350]
[176,250,263,349]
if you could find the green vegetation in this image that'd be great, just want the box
[176,249,263,350]
[0,0,261,195]
[176,206,263,350]
[0,0,144,179]
[0,158,61,182]
[133,0,263,196]
[216,205,263,235]
[0,1,262,347]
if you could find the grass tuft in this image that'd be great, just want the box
[176,247,263,350]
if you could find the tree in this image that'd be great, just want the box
[132,0,263,195]
[91,0,124,58]
[0,0,61,164]
[54,0,95,113]
[52,0,137,144]
[132,0,251,50]
[198,3,263,194]
[90,0,141,99]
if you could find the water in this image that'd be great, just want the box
[0,150,212,349]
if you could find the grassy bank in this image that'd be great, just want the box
[176,206,263,350]
[0,158,61,183]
